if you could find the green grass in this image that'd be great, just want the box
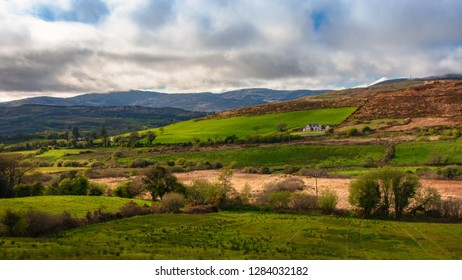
[140,144,385,168]
[35,167,88,174]
[138,108,356,144]
[391,140,462,165]
[0,212,461,259]
[0,196,150,217]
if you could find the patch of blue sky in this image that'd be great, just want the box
[311,10,327,32]
[34,0,109,25]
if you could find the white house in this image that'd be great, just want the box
[302,124,330,132]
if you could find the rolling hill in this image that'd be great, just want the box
[0,105,206,137]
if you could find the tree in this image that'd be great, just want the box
[392,174,420,219]
[128,132,140,147]
[143,166,185,200]
[409,186,442,216]
[349,177,381,217]
[349,168,422,219]
[0,154,35,198]
[159,127,165,135]
[276,122,287,132]
[146,131,157,145]
[252,126,261,134]
[72,127,80,140]
[99,126,108,147]
[317,189,339,214]
[57,175,89,195]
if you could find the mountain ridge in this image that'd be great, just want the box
[0,88,329,112]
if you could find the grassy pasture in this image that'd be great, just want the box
[1,212,461,259]
[129,144,385,168]
[0,196,149,217]
[138,107,356,144]
[391,140,462,165]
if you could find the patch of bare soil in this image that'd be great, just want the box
[176,170,462,210]
[91,177,128,189]
[384,117,461,132]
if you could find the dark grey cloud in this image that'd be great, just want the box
[0,48,94,92]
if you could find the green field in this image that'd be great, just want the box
[1,212,461,260]
[391,139,462,165]
[129,144,385,168]
[0,196,149,217]
[139,107,356,144]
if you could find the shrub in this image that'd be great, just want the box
[14,183,45,197]
[119,201,150,218]
[441,197,462,219]
[62,160,84,167]
[186,180,223,206]
[244,166,259,174]
[240,184,253,205]
[90,161,105,168]
[440,165,462,179]
[409,186,442,216]
[112,151,124,158]
[361,126,373,133]
[131,158,154,168]
[26,210,62,237]
[269,191,292,210]
[161,192,185,213]
[257,178,305,205]
[290,193,318,211]
[426,152,449,166]
[113,178,146,198]
[1,209,22,236]
[113,182,131,198]
[183,205,218,214]
[346,128,359,137]
[317,189,338,214]
[298,168,328,177]
[170,166,185,173]
[58,175,89,195]
[349,177,380,218]
[283,165,299,174]
[60,211,80,230]
[259,166,272,174]
[88,183,107,196]
[143,165,186,200]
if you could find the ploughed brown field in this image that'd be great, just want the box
[175,170,462,210]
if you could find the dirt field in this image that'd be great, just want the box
[91,170,462,210]
[384,117,461,132]
[175,170,462,210]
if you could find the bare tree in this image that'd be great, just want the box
[0,154,35,198]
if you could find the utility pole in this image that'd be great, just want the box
[315,174,318,198]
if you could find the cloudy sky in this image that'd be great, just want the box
[0,0,461,102]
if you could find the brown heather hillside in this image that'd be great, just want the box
[353,81,462,120]
[206,79,462,124]
[209,97,366,118]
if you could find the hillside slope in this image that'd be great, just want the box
[0,105,206,136]
[354,81,462,120]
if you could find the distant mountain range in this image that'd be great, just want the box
[372,73,462,86]
[0,105,206,138]
[0,88,330,112]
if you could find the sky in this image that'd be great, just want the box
[0,0,461,102]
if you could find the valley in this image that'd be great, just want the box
[2,79,462,260]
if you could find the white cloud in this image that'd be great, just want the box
[0,0,461,101]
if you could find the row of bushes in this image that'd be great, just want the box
[13,171,108,197]
[349,168,462,220]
